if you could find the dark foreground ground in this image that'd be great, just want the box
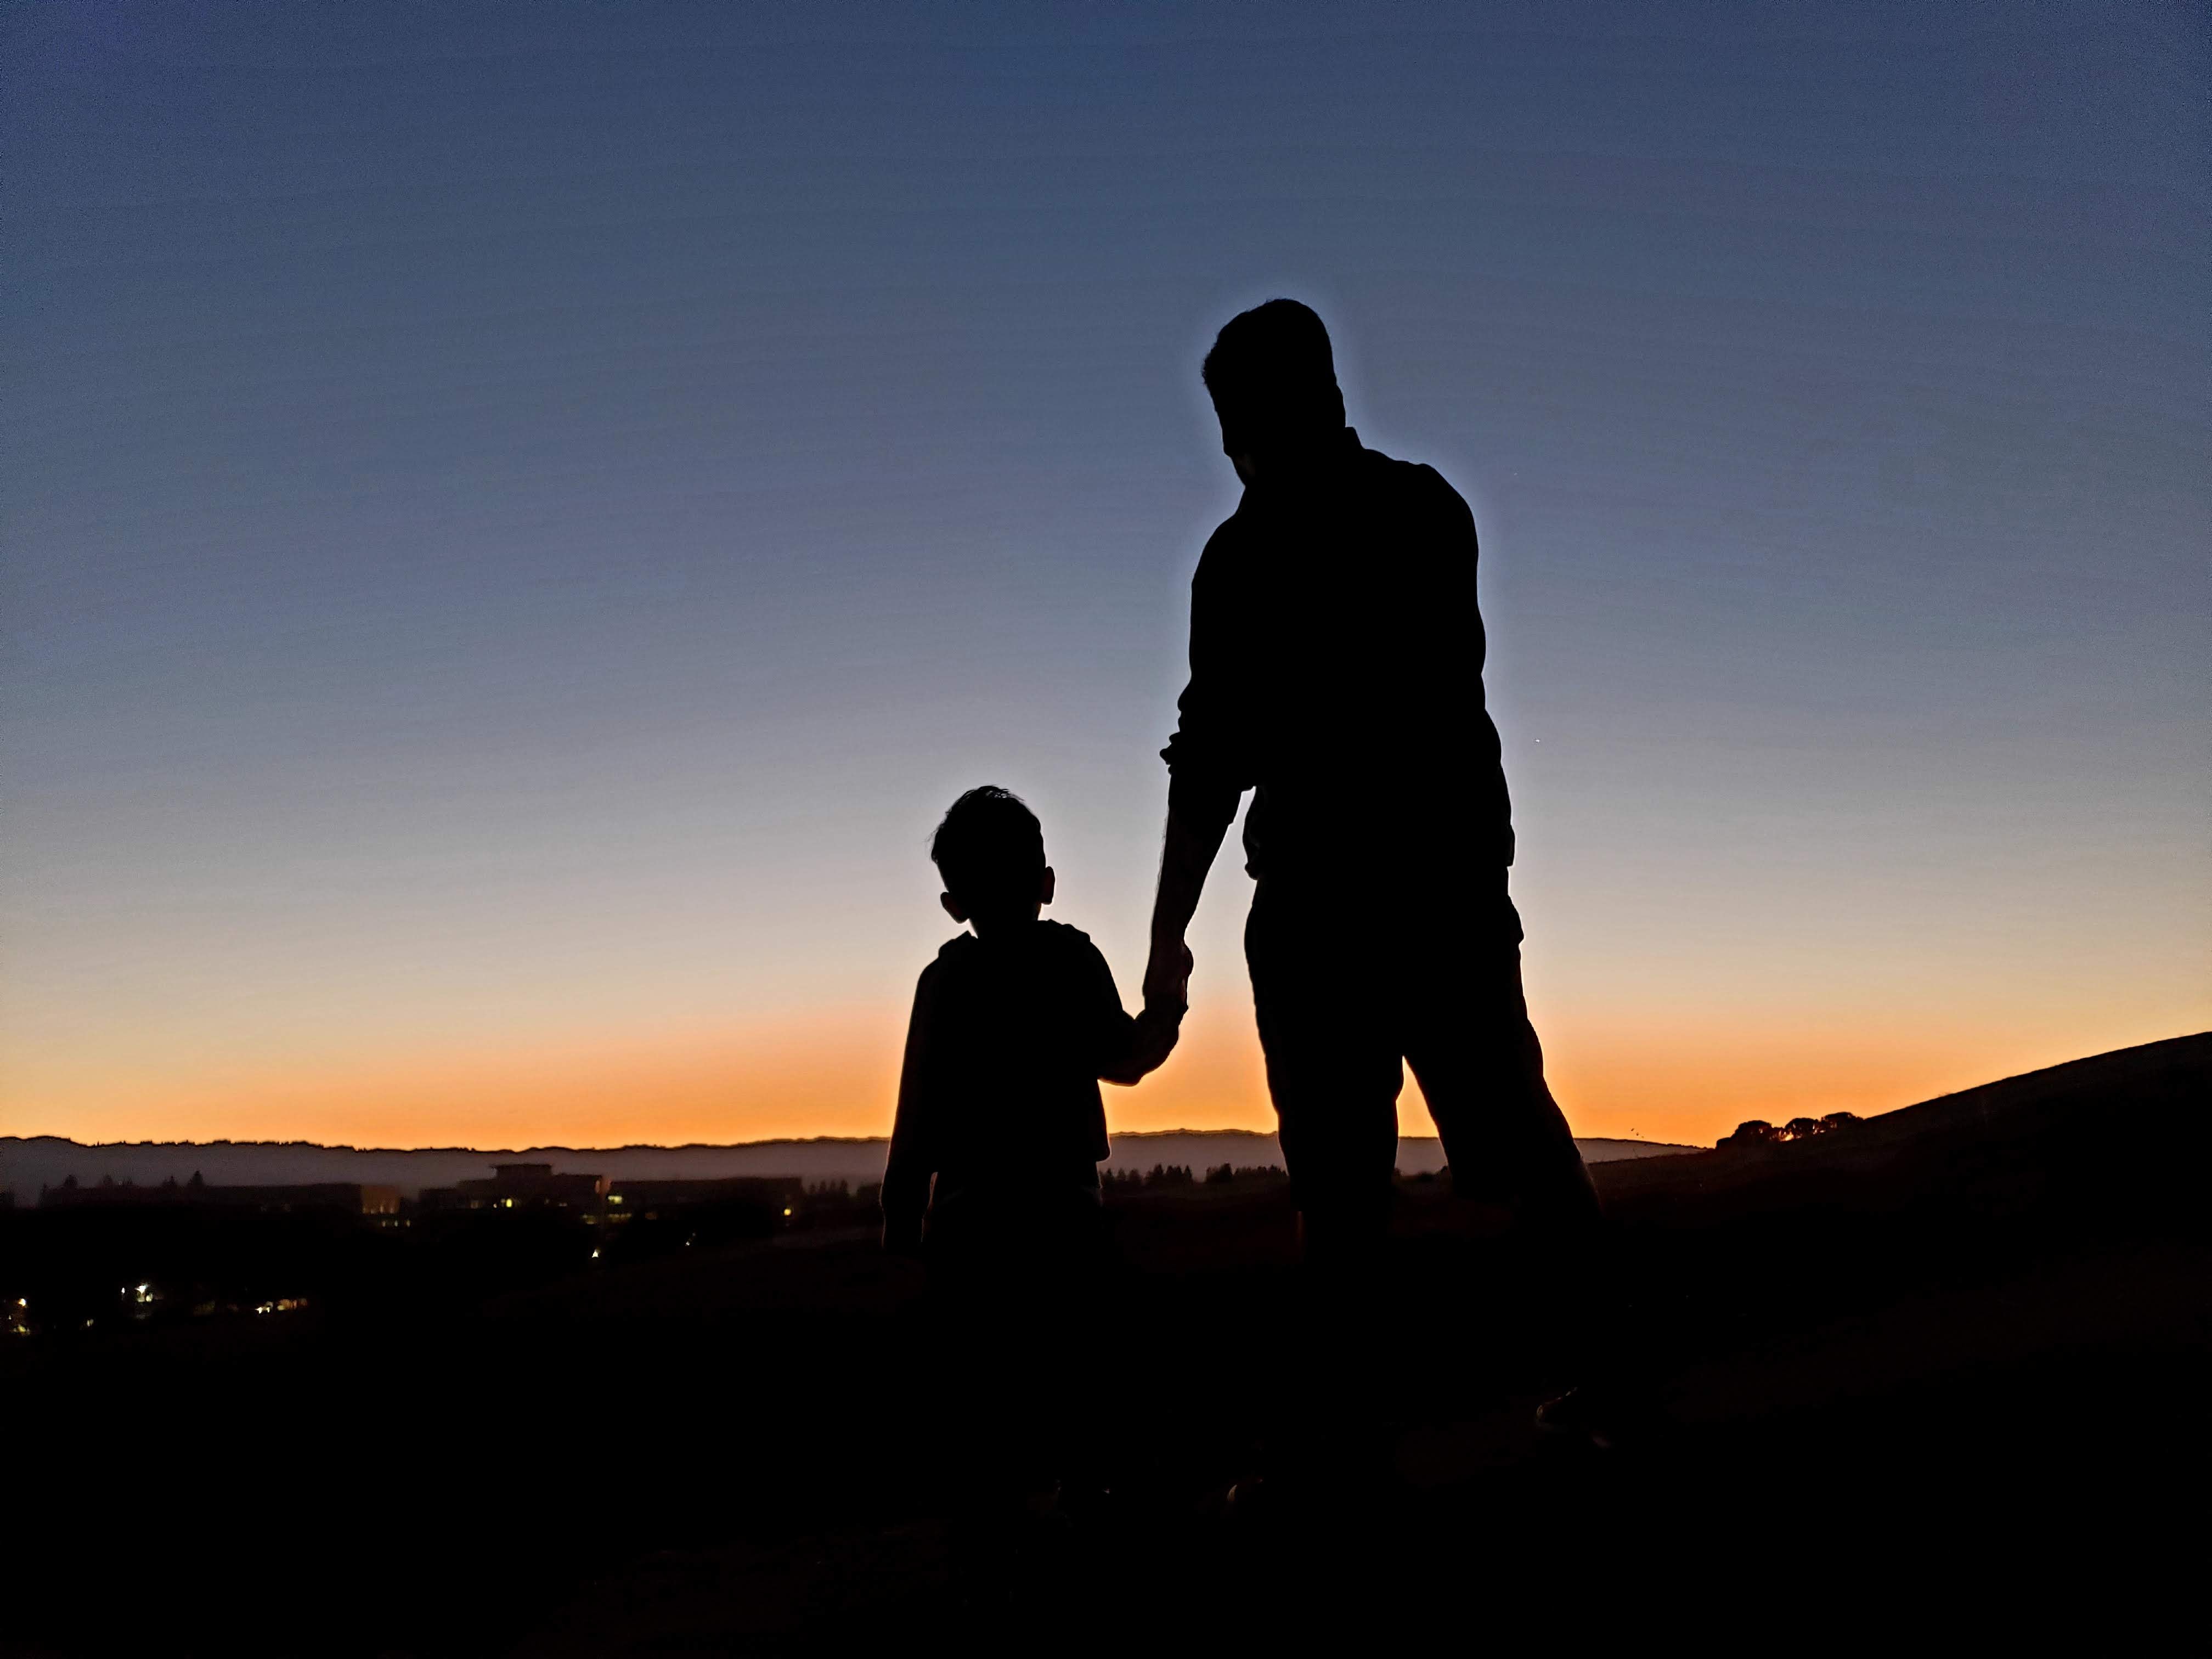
[7,1033,2208,1655]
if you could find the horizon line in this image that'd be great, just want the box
[1,1127,1704,1156]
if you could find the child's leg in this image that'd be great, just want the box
[1043,1209,1116,1507]
[927,1245,1026,1552]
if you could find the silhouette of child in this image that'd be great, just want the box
[882,785,1187,1538]
[882,785,1185,1257]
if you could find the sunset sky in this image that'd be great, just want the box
[6,2,2205,1153]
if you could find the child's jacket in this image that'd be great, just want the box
[882,920,1140,1249]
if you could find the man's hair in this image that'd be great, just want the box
[930,786,1046,911]
[1201,298,1346,453]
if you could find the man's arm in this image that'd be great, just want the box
[1147,529,1250,1009]
[1142,796,1232,1012]
[1418,466,1515,868]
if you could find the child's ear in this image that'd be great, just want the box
[940,892,967,924]
[1039,866,1056,907]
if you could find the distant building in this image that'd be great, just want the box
[419,1163,608,1217]
[39,1181,399,1216]
[603,1176,805,1224]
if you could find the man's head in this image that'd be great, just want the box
[1201,298,1346,481]
[930,785,1054,932]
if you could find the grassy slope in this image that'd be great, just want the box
[8,1034,2206,1654]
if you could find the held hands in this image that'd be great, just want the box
[1105,937,1191,1084]
[1143,936,1195,1015]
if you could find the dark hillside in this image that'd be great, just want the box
[4,1034,2204,1654]
[1599,1029,2212,1217]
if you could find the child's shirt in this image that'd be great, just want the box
[882,920,1141,1251]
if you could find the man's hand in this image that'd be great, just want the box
[1144,937,1194,1014]
[1144,802,1229,1010]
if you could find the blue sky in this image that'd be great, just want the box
[5,2,2204,1146]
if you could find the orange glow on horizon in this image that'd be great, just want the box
[7,992,2199,1153]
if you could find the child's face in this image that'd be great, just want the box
[940,866,1055,935]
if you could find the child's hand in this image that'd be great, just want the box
[1102,1003,1184,1086]
[1132,1003,1183,1074]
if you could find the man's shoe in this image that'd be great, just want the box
[1224,1472,1288,1525]
[1534,1385,1638,1453]
[1224,1471,1338,1534]
[1226,1452,1400,1530]
[1047,1479,1116,1531]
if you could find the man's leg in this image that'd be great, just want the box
[1243,884,1404,1501]
[1401,890,1644,1442]
[1400,893,1597,1235]
[1245,884,1404,1262]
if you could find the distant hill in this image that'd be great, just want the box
[0,1127,1699,1201]
[1108,1130,1698,1178]
[29,1031,2198,1203]
[1596,1029,2212,1215]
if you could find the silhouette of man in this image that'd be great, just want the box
[1141,297,1601,1292]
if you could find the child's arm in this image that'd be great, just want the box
[1109,1003,1186,1084]
[880,968,941,1255]
[1099,941,1192,1086]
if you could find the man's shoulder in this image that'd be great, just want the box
[1193,507,1255,584]
[1360,443,1469,512]
[1365,454,1476,557]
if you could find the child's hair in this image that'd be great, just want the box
[931,786,1046,913]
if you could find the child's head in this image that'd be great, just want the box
[931,786,1054,932]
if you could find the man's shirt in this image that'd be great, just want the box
[1161,427,1515,881]
[881,919,1133,1250]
